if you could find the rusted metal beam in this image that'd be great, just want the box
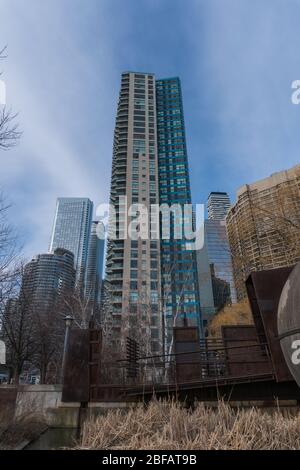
[62,329,90,403]
[246,267,294,382]
[278,262,300,389]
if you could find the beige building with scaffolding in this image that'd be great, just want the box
[226,164,300,300]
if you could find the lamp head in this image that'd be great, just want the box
[64,315,74,328]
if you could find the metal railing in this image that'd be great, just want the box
[89,337,274,401]
[117,338,273,387]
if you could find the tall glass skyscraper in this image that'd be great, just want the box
[196,242,216,323]
[197,191,237,317]
[205,219,237,305]
[156,77,202,350]
[49,198,93,287]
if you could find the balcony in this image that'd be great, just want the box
[109,274,124,281]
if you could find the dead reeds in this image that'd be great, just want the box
[79,400,300,450]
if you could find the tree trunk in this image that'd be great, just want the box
[13,369,20,385]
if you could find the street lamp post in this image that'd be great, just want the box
[61,315,74,384]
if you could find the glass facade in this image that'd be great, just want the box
[49,198,93,287]
[205,219,237,306]
[85,221,105,313]
[156,77,202,350]
[198,192,237,320]
[196,242,216,324]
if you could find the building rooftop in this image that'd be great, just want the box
[236,163,300,197]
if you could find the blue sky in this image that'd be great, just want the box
[1,0,300,259]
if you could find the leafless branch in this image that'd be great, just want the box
[0,46,22,149]
[0,46,8,61]
[0,108,22,150]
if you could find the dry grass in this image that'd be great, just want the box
[79,400,300,450]
[209,299,253,337]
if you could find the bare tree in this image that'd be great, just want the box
[0,195,68,384]
[161,259,199,358]
[0,46,21,150]
[62,286,96,330]
[31,303,65,384]
[251,188,300,267]
[122,283,154,356]
[0,195,19,296]
[0,108,22,150]
[100,280,122,360]
[228,177,300,299]
[2,280,73,384]
[0,194,21,327]
[0,265,37,383]
[0,45,22,310]
[100,261,200,385]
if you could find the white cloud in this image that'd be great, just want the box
[187,0,300,196]
[2,0,300,258]
[0,0,123,258]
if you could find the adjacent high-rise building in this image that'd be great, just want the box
[105,72,202,353]
[227,164,300,299]
[210,262,231,309]
[197,191,237,320]
[156,77,201,350]
[197,219,236,322]
[204,219,237,304]
[85,221,105,315]
[196,243,216,324]
[208,192,231,220]
[22,248,75,308]
[49,198,93,287]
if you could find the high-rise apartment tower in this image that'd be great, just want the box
[208,192,231,220]
[22,248,75,308]
[105,72,162,353]
[105,73,202,353]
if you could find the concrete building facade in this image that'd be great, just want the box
[227,164,300,299]
[22,248,76,308]
[105,72,162,353]
[208,192,231,220]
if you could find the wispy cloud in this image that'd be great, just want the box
[187,0,300,200]
[1,0,300,258]
[0,0,122,257]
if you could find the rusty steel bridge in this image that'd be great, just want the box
[62,266,300,405]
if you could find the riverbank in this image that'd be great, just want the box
[0,413,47,450]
